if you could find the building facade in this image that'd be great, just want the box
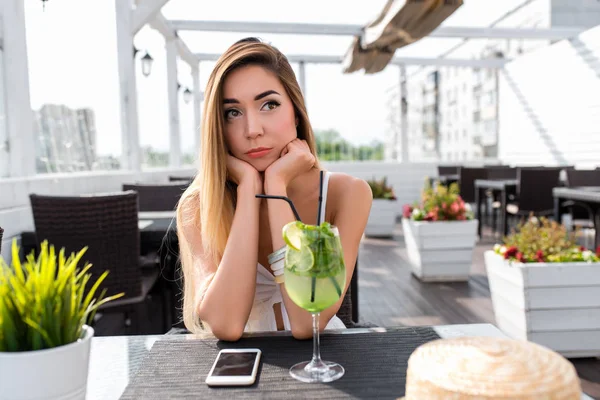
[385,0,600,162]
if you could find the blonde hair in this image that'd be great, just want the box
[176,38,320,333]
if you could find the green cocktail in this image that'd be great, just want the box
[282,221,347,383]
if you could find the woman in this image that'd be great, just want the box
[176,37,372,341]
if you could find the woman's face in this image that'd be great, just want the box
[221,65,298,171]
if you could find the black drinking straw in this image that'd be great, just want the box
[255,194,302,221]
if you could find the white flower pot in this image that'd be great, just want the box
[485,251,600,357]
[365,199,397,237]
[402,218,478,282]
[0,325,94,400]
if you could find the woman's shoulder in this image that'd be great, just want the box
[326,172,372,208]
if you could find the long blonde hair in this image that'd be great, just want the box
[176,38,320,333]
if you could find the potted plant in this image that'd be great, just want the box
[485,217,600,357]
[365,177,398,237]
[0,240,123,400]
[402,181,478,282]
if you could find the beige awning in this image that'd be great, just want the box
[343,0,463,74]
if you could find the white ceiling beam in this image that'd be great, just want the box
[194,53,508,68]
[150,13,199,67]
[132,0,170,34]
[171,20,581,40]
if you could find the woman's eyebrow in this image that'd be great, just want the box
[223,90,280,105]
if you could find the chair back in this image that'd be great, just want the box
[458,167,487,203]
[516,168,561,213]
[337,260,360,326]
[169,176,194,183]
[122,182,188,212]
[437,165,458,176]
[486,166,517,180]
[29,191,142,299]
[565,169,600,188]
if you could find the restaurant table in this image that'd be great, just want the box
[85,323,593,400]
[474,179,519,237]
[554,187,600,247]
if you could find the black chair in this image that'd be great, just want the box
[0,226,3,254]
[563,169,600,229]
[504,168,562,232]
[169,176,194,183]
[122,182,188,212]
[437,165,458,176]
[29,191,166,334]
[486,167,517,180]
[458,167,488,204]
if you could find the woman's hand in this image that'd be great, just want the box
[226,155,263,194]
[264,139,315,193]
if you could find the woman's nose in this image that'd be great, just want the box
[244,111,264,139]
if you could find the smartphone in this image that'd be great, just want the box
[205,348,262,386]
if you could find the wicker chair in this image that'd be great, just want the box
[458,167,488,204]
[29,191,163,333]
[563,169,600,228]
[503,168,562,233]
[169,176,194,183]
[437,165,458,176]
[122,183,188,212]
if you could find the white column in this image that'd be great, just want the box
[166,38,181,167]
[1,0,36,177]
[192,65,202,158]
[399,64,409,163]
[115,0,141,171]
[298,61,307,104]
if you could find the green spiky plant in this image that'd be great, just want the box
[0,240,124,352]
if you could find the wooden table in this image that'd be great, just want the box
[474,179,519,237]
[554,187,600,248]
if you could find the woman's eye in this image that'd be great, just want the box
[224,109,241,120]
[262,101,280,111]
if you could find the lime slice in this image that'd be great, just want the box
[285,246,315,273]
[282,221,304,250]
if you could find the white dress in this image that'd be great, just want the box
[244,171,347,332]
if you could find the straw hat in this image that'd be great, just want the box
[401,336,581,399]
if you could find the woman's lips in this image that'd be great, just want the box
[246,148,272,159]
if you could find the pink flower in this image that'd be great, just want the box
[450,201,460,214]
[402,204,413,218]
[516,252,526,262]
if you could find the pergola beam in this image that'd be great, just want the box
[194,53,508,69]
[150,13,198,67]
[132,0,170,34]
[170,20,581,40]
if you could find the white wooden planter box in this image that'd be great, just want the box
[365,199,397,237]
[402,218,478,282]
[485,251,600,358]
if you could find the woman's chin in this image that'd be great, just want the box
[246,158,274,172]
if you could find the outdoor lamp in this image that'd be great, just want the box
[183,88,193,104]
[141,52,154,77]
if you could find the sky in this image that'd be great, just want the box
[23,0,531,156]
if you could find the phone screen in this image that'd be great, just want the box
[211,352,258,376]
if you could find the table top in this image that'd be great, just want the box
[85,323,590,400]
[554,187,600,203]
[474,179,519,190]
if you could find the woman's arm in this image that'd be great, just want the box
[265,174,372,339]
[196,182,261,341]
[183,156,263,341]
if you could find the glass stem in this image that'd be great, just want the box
[309,312,326,368]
